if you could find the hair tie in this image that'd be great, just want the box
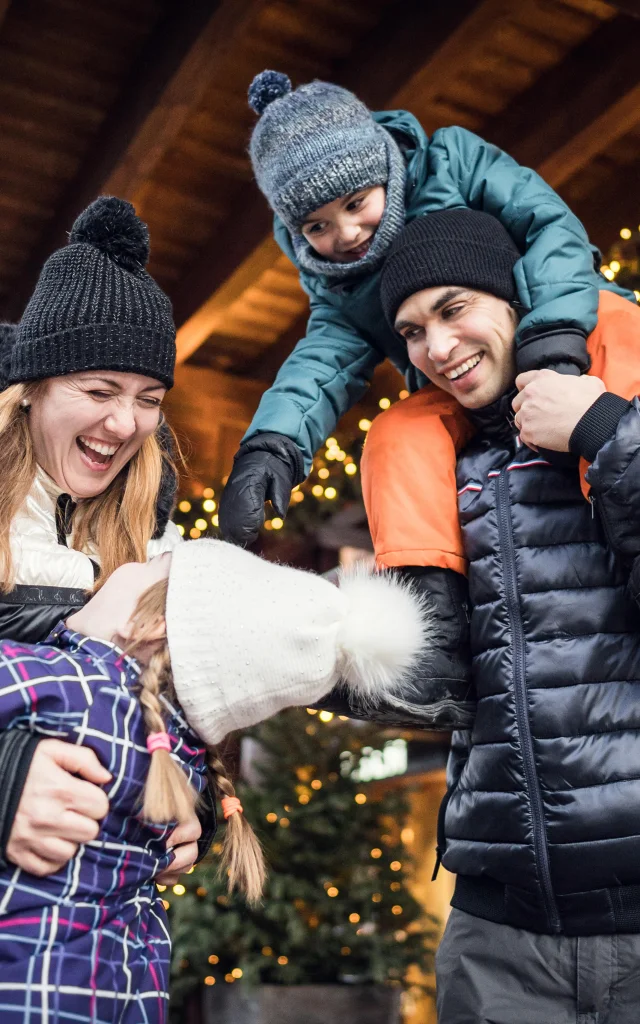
[221,796,243,819]
[147,731,171,754]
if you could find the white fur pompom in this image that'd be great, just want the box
[336,565,430,709]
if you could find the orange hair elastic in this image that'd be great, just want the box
[221,796,243,819]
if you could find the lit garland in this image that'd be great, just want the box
[174,387,410,540]
[602,222,640,301]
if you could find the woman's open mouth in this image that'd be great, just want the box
[76,435,120,472]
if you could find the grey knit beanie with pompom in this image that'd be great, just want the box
[248,71,406,279]
[10,196,176,389]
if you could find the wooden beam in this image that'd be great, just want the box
[10,0,265,319]
[606,1,640,16]
[247,312,310,382]
[0,0,13,33]
[539,83,640,190]
[570,160,640,254]
[485,13,640,189]
[174,0,500,354]
[175,232,280,365]
[390,0,516,115]
[337,0,482,109]
[163,362,267,483]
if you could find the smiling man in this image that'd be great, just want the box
[365,209,640,1023]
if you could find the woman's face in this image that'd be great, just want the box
[28,370,166,499]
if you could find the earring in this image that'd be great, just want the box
[20,399,30,410]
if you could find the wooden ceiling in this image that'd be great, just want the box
[1,0,639,484]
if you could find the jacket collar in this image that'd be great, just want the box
[468,387,518,445]
[46,622,140,675]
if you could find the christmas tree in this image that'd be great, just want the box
[167,708,439,1017]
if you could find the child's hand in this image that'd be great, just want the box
[156,812,201,885]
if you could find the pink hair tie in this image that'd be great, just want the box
[221,796,243,819]
[147,731,171,754]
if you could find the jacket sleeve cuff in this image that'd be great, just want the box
[515,327,589,374]
[237,432,305,486]
[569,392,632,463]
[0,731,42,868]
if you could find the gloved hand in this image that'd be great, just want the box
[219,432,305,546]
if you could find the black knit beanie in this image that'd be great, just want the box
[380,208,521,329]
[9,197,176,389]
[0,322,17,389]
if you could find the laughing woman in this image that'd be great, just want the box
[0,197,208,883]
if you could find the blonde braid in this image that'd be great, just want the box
[207,748,266,904]
[128,578,266,899]
[138,644,197,823]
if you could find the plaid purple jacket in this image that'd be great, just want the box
[0,624,209,1023]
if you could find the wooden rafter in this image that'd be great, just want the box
[572,161,640,254]
[0,0,12,32]
[606,1,640,16]
[485,12,640,189]
[10,0,266,319]
[246,311,310,382]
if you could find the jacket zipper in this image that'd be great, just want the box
[496,469,561,933]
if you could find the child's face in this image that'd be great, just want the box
[300,186,386,263]
[66,553,172,653]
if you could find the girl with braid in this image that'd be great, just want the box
[0,539,427,1022]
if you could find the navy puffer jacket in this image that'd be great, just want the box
[440,398,640,937]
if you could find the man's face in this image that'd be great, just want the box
[395,286,518,409]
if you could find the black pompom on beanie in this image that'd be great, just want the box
[9,196,176,389]
[380,208,521,328]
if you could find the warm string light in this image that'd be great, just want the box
[175,383,411,537]
[601,223,640,290]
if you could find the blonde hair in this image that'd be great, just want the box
[127,579,266,903]
[0,382,176,591]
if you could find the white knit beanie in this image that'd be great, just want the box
[165,539,428,746]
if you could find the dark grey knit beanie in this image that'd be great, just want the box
[248,71,406,279]
[381,209,521,328]
[9,197,176,389]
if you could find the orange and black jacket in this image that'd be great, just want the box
[364,291,640,936]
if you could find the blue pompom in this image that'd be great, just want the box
[248,70,292,115]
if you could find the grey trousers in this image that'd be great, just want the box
[435,908,640,1024]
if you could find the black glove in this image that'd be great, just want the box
[316,567,476,731]
[219,432,305,546]
[515,324,590,376]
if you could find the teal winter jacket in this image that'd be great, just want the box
[245,110,619,473]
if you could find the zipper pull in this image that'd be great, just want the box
[431,847,442,882]
[589,495,595,519]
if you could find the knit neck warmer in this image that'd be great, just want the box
[469,388,518,444]
[292,130,407,281]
